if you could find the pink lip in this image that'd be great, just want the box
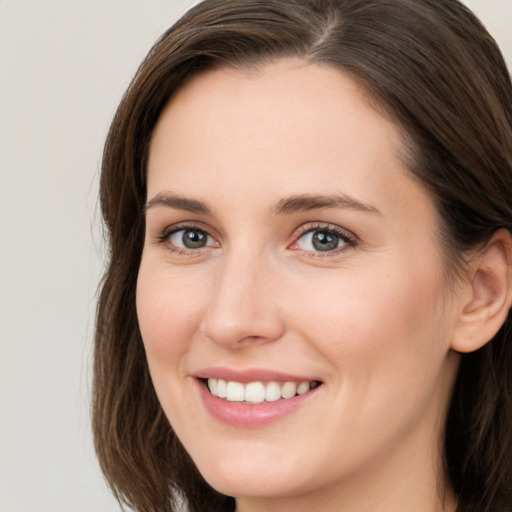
[194,366,319,384]
[193,368,322,428]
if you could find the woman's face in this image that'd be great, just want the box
[137,60,461,508]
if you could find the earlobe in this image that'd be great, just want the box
[451,229,512,354]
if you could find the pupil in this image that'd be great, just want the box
[312,231,338,251]
[183,230,206,249]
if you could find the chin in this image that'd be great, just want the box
[201,466,303,501]
[188,442,313,500]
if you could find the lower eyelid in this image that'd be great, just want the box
[153,222,214,243]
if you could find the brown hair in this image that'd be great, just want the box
[93,1,512,511]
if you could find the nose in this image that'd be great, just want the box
[199,251,285,349]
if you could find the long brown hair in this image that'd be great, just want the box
[93,1,512,511]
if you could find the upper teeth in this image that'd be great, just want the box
[207,378,314,403]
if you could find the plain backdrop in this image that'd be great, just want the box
[1,1,511,511]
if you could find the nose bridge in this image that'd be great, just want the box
[200,245,283,347]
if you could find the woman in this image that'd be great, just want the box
[92,1,512,511]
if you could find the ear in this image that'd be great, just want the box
[451,229,512,353]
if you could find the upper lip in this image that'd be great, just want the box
[193,367,321,384]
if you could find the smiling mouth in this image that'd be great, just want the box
[204,378,322,404]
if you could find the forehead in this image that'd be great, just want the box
[146,59,436,234]
[149,59,409,185]
[155,59,395,138]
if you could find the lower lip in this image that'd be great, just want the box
[196,380,320,428]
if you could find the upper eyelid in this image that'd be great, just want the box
[159,221,219,239]
[153,220,357,248]
[293,222,357,241]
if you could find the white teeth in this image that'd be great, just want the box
[297,381,310,395]
[206,378,317,403]
[280,381,297,399]
[265,381,281,402]
[226,381,245,401]
[245,381,266,403]
[207,378,217,395]
[217,379,227,398]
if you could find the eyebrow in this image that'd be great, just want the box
[144,191,381,217]
[272,193,381,216]
[144,192,211,215]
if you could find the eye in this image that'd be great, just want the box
[291,225,356,254]
[170,228,208,249]
[162,226,218,251]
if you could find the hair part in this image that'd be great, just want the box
[93,1,512,511]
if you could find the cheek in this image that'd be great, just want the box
[289,265,449,374]
[136,266,206,369]
[286,266,454,449]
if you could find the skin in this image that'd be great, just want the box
[137,59,463,512]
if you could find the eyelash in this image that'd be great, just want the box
[290,223,357,258]
[155,222,217,256]
[154,222,357,258]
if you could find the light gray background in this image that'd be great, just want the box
[1,1,511,511]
